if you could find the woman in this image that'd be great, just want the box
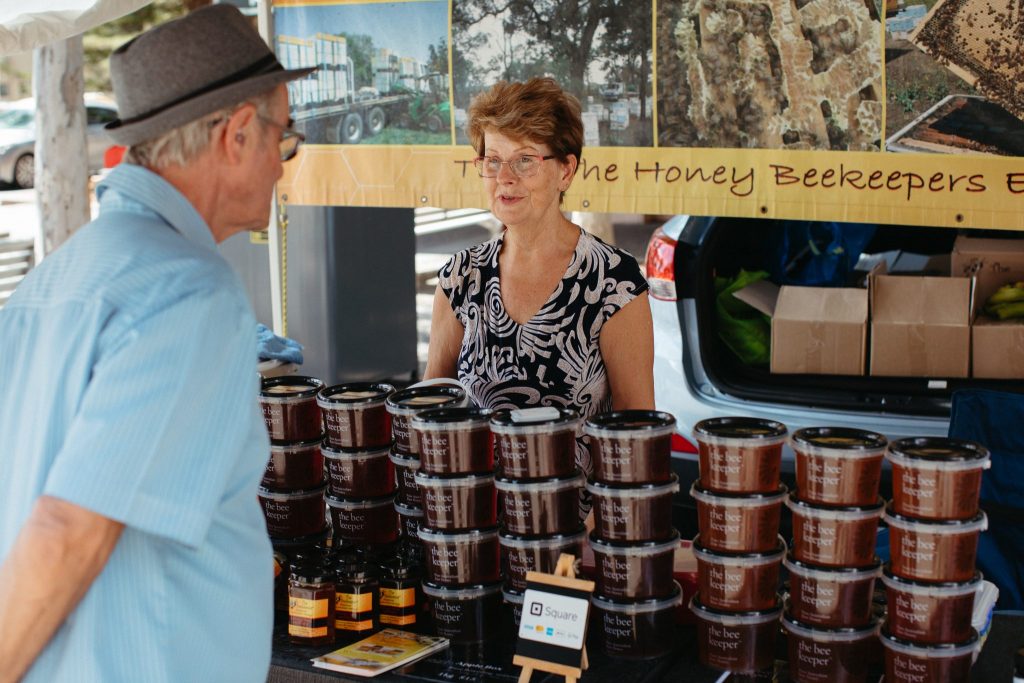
[424,77,654,490]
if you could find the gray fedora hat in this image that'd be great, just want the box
[105,4,315,146]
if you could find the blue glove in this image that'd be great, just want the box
[256,323,304,364]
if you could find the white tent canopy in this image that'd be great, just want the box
[0,0,149,54]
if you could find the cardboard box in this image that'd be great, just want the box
[734,281,868,375]
[870,274,973,378]
[951,236,1024,379]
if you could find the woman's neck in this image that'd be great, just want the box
[503,212,578,256]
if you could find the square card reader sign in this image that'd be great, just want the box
[518,588,589,651]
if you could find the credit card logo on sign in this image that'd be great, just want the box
[518,589,588,650]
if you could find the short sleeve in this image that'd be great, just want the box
[438,249,473,325]
[601,246,650,324]
[43,286,263,548]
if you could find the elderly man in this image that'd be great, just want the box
[0,6,312,682]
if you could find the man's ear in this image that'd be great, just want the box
[223,104,257,163]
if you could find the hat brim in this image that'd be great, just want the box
[105,66,315,146]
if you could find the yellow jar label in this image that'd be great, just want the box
[381,613,417,626]
[335,591,374,613]
[380,587,416,608]
[288,624,328,638]
[336,618,375,631]
[289,597,329,619]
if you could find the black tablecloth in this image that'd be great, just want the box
[269,613,1023,682]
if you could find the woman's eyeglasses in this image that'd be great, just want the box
[474,154,555,178]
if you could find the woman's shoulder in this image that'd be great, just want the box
[576,229,648,285]
[440,232,501,277]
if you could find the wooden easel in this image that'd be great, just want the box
[513,553,594,683]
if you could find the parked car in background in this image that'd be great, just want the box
[600,82,623,101]
[644,215,1022,535]
[0,93,118,189]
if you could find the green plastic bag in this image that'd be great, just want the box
[715,269,771,366]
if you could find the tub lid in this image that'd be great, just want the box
[386,386,465,415]
[270,526,331,550]
[592,582,683,614]
[786,493,884,518]
[692,416,787,444]
[790,427,887,454]
[883,506,988,533]
[490,406,581,431]
[689,594,783,624]
[388,450,420,465]
[260,375,324,399]
[258,483,327,501]
[692,535,785,563]
[414,471,494,487]
[417,525,500,542]
[880,629,979,658]
[782,613,881,641]
[689,481,787,506]
[325,491,398,509]
[585,473,679,498]
[270,436,325,451]
[881,565,983,593]
[589,529,681,557]
[495,470,584,493]
[411,406,493,429]
[887,437,990,465]
[393,501,424,517]
[499,527,587,549]
[583,410,676,437]
[317,382,394,406]
[503,587,525,605]
[783,554,882,579]
[422,579,503,600]
[321,443,391,459]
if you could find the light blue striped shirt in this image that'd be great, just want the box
[0,164,273,682]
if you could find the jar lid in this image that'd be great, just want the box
[791,427,887,453]
[422,579,503,600]
[260,375,324,400]
[583,410,676,438]
[783,554,882,580]
[378,556,421,580]
[692,535,786,564]
[883,507,988,534]
[414,471,494,488]
[689,594,783,624]
[411,406,493,429]
[786,493,884,518]
[334,560,379,582]
[585,473,679,499]
[270,436,325,451]
[693,417,787,443]
[499,527,587,550]
[317,382,394,407]
[588,529,681,558]
[592,582,683,614]
[417,525,500,543]
[386,386,465,415]
[886,437,991,471]
[881,565,983,594]
[290,567,334,584]
[258,483,327,501]
[490,406,581,431]
[782,613,881,641]
[880,629,979,658]
[325,492,398,509]
[270,526,331,551]
[689,481,788,506]
[495,470,584,493]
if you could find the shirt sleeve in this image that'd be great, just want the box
[438,249,472,326]
[601,246,650,324]
[43,286,263,548]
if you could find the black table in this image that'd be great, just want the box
[270,613,1023,682]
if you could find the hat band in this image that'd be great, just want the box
[116,53,285,126]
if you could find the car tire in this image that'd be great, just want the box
[366,107,386,136]
[13,153,33,189]
[338,113,363,144]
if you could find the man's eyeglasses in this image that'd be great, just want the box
[473,154,555,178]
[257,114,305,162]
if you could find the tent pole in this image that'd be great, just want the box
[257,0,285,335]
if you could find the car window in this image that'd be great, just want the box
[0,109,33,129]
[86,106,118,126]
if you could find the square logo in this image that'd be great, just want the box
[529,602,543,616]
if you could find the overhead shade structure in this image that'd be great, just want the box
[0,0,150,54]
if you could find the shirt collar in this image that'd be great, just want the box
[96,164,217,253]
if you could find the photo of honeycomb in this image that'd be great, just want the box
[657,0,883,150]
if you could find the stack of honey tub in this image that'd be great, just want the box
[783,428,888,683]
[584,410,682,659]
[411,406,503,645]
[688,417,788,677]
[881,437,991,682]
[490,407,586,634]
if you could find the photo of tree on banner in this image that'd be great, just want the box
[451,0,653,147]
[272,1,451,145]
[884,0,1024,155]
[657,0,882,151]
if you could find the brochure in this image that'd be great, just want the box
[311,629,449,677]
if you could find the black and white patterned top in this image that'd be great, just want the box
[439,227,649,511]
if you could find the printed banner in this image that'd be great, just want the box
[272,0,1024,230]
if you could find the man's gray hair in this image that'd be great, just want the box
[125,90,276,169]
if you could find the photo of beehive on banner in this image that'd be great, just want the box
[657,0,883,150]
[910,0,1024,121]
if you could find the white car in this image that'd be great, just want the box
[0,94,118,189]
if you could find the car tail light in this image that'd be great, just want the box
[645,227,677,301]
[671,433,698,454]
